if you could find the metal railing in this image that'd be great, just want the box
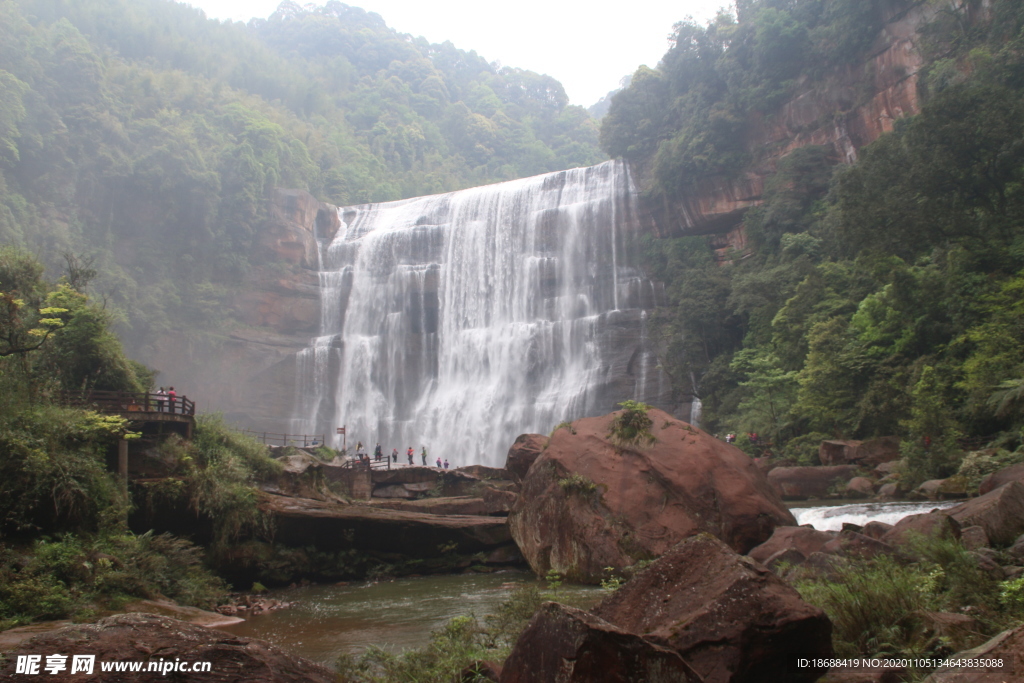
[242,431,326,447]
[62,390,195,416]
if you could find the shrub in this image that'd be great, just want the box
[796,534,1014,661]
[558,473,599,498]
[142,417,281,549]
[607,400,656,448]
[0,532,227,626]
[336,615,490,683]
[0,406,131,535]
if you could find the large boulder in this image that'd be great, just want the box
[748,526,836,564]
[948,481,1024,546]
[921,623,1024,682]
[504,433,548,481]
[499,602,701,683]
[0,612,335,682]
[819,437,900,467]
[881,511,961,548]
[507,409,795,582]
[593,534,832,683]
[979,463,1024,495]
[846,477,876,498]
[767,465,858,500]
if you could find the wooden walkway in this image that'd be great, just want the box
[62,390,196,438]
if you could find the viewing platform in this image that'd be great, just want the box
[62,390,196,439]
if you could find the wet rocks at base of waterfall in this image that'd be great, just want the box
[216,594,294,617]
[498,533,831,683]
[845,476,876,498]
[920,623,1024,683]
[504,433,548,481]
[0,613,337,682]
[507,408,795,583]
[498,603,703,683]
[767,465,859,500]
[880,511,961,547]
[947,480,1024,546]
[979,462,1024,495]
[819,437,901,468]
[748,526,837,564]
[592,533,832,683]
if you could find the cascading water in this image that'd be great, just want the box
[291,160,668,466]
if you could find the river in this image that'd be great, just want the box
[219,570,602,666]
[220,499,952,665]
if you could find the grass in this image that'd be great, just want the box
[794,534,1024,671]
[334,575,589,682]
[0,531,228,629]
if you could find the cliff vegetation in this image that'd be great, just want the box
[604,0,1024,485]
[0,0,604,355]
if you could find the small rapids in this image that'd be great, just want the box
[792,500,960,531]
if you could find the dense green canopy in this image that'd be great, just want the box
[610,0,1024,479]
[0,0,604,350]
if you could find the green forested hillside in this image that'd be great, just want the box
[0,0,603,349]
[604,0,1024,482]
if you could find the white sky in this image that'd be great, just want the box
[182,0,732,106]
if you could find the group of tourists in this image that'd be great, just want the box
[722,432,759,445]
[153,387,180,414]
[352,442,450,469]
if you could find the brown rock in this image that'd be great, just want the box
[0,612,335,682]
[499,602,701,683]
[959,525,989,551]
[915,479,946,499]
[504,433,547,481]
[767,465,858,500]
[763,547,807,573]
[823,530,898,560]
[979,463,1024,495]
[748,526,837,564]
[481,486,518,513]
[462,660,502,682]
[371,496,496,516]
[970,551,1006,581]
[822,668,909,683]
[819,439,901,467]
[846,477,876,498]
[508,410,794,582]
[593,534,832,683]
[258,494,512,559]
[854,436,902,467]
[459,465,511,480]
[921,623,1024,682]
[881,512,961,548]
[876,482,903,500]
[819,440,862,466]
[916,478,968,500]
[861,521,893,540]
[919,612,982,653]
[948,481,1024,546]
[874,461,900,476]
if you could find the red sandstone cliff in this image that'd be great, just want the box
[643,0,945,242]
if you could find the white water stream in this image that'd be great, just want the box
[292,160,668,465]
[793,500,960,531]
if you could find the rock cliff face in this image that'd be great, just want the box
[643,0,939,239]
[138,188,339,434]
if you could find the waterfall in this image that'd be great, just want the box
[292,160,668,466]
[689,396,702,429]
